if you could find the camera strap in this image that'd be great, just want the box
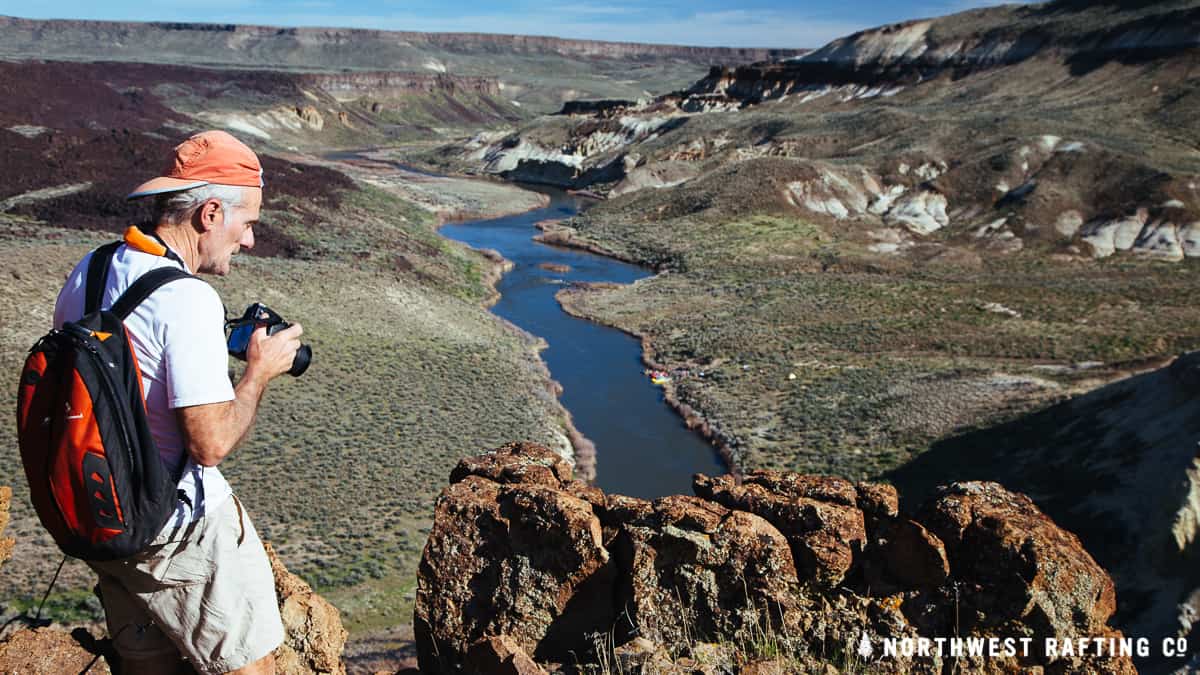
[123,225,188,269]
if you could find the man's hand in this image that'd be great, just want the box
[178,322,303,467]
[243,323,304,384]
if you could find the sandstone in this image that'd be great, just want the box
[266,542,348,675]
[295,105,324,131]
[449,440,573,487]
[0,627,112,674]
[415,474,611,672]
[694,472,865,587]
[916,482,1123,658]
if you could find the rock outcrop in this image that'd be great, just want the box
[0,627,113,674]
[267,542,349,675]
[416,444,1137,673]
[0,487,13,568]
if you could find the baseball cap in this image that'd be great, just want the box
[127,130,264,200]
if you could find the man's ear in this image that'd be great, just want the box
[193,198,223,233]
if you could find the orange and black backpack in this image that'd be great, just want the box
[17,241,193,561]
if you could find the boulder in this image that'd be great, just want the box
[918,482,1116,637]
[613,495,802,647]
[694,472,866,587]
[414,474,612,672]
[881,518,950,589]
[267,542,349,675]
[449,440,574,487]
[415,445,1137,674]
[855,480,899,536]
[915,482,1134,673]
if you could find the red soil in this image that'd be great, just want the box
[0,61,355,258]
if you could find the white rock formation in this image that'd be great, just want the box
[886,191,949,234]
[1055,211,1084,238]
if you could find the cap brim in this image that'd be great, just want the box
[126,177,210,200]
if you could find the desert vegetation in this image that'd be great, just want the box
[0,162,576,636]
[557,190,1200,478]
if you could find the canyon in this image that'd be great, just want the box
[1,1,1199,671]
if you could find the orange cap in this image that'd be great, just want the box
[127,130,264,200]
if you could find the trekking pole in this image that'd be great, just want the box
[34,555,68,624]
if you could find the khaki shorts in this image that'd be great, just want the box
[87,495,284,674]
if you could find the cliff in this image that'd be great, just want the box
[414,443,1139,673]
[690,1,1200,99]
[891,351,1200,670]
[296,72,502,99]
[0,16,806,112]
[0,16,801,64]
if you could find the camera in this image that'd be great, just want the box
[225,303,312,377]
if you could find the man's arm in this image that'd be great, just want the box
[177,323,303,467]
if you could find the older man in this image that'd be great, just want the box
[52,130,302,675]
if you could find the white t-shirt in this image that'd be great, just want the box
[54,242,235,524]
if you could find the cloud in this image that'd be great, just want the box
[547,4,645,15]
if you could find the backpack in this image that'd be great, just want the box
[17,241,194,561]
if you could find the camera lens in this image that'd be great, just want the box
[290,345,312,377]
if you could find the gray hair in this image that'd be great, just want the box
[153,184,247,225]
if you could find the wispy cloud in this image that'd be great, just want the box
[547,4,645,15]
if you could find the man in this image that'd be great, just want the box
[52,130,302,675]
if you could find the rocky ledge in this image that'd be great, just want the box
[416,442,1135,673]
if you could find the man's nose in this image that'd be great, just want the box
[241,227,255,249]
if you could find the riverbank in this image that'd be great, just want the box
[321,148,551,223]
[555,281,741,480]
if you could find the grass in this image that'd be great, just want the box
[557,196,1200,479]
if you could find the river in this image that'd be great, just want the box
[440,186,725,499]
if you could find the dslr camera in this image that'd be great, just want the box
[225,303,312,377]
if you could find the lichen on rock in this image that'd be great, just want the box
[414,445,1139,674]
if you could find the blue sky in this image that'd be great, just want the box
[0,0,1025,48]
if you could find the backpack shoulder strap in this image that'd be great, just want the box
[84,242,123,315]
[110,268,196,320]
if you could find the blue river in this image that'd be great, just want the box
[440,187,725,499]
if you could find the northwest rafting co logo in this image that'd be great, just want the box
[864,636,1191,660]
[857,632,873,659]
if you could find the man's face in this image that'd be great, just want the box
[198,187,262,276]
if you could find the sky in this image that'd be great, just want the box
[0,0,1026,48]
